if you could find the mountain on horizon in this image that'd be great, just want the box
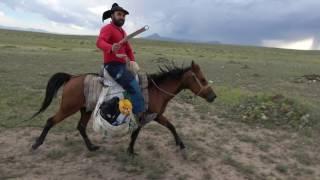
[143,33,221,45]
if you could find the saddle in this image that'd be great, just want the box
[83,68,149,112]
[85,68,156,136]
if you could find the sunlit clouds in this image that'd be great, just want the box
[262,38,316,50]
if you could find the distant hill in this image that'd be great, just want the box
[144,33,176,42]
[0,25,49,33]
[143,33,221,45]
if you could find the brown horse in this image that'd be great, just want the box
[31,61,217,155]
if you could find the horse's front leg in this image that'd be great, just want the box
[155,115,185,150]
[127,126,141,156]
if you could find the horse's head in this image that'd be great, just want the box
[182,61,217,102]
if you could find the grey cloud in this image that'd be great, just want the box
[0,0,100,29]
[1,0,319,46]
[128,0,320,45]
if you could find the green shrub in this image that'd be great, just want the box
[231,94,313,129]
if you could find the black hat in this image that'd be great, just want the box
[102,3,129,22]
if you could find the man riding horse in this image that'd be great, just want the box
[96,3,145,122]
[30,2,217,155]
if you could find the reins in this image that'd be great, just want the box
[150,78,176,97]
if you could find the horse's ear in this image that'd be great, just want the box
[191,60,198,71]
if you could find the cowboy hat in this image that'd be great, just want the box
[102,3,129,22]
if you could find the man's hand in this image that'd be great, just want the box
[111,43,121,53]
[127,61,140,74]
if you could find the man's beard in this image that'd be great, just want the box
[112,18,125,27]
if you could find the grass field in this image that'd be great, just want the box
[0,29,320,179]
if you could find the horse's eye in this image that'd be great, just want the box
[201,79,206,84]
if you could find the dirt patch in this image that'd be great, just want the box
[0,101,319,180]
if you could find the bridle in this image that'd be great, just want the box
[191,72,211,96]
[150,72,211,97]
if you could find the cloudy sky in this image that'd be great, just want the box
[0,0,319,50]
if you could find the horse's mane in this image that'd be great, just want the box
[89,62,191,84]
[148,62,191,84]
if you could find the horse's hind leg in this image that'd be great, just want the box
[31,116,54,150]
[31,109,77,150]
[77,108,99,151]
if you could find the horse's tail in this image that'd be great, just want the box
[30,72,72,119]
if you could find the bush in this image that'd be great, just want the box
[231,94,313,129]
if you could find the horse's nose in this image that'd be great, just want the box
[207,93,217,103]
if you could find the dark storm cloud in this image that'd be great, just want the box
[132,0,320,44]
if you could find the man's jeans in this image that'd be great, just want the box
[104,62,145,115]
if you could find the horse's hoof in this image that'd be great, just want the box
[88,145,100,151]
[129,152,139,157]
[127,149,138,157]
[30,147,36,152]
[180,148,188,160]
[31,143,40,151]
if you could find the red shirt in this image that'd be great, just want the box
[96,22,135,64]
